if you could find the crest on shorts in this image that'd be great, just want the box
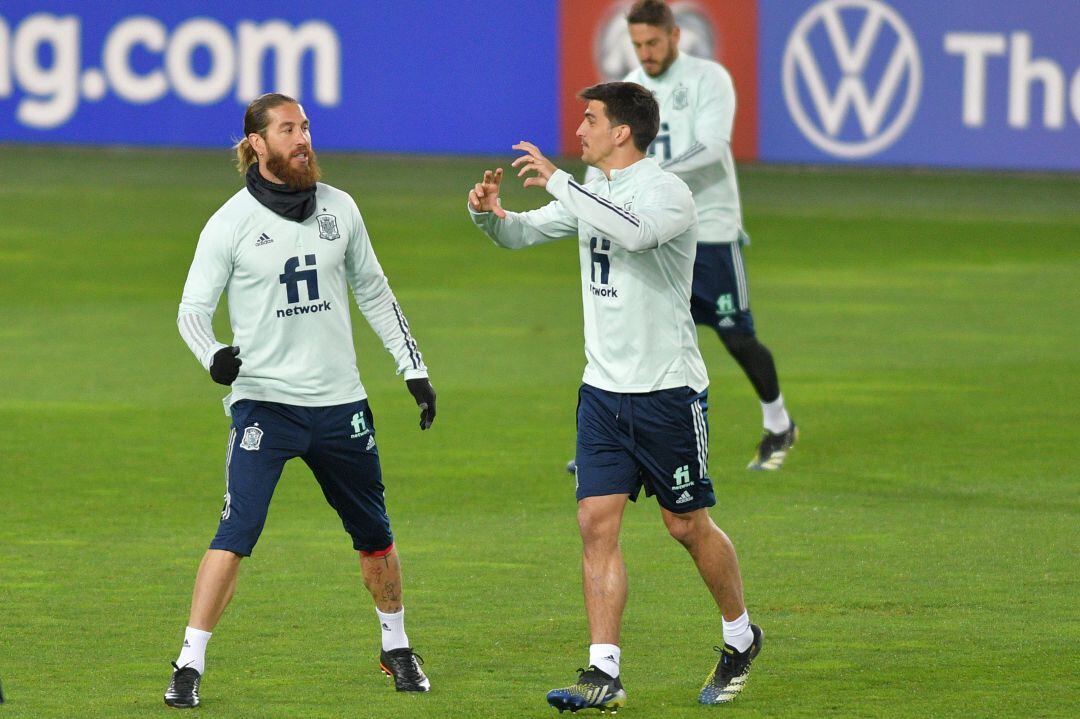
[316,213,340,241]
[240,426,263,451]
[673,84,689,110]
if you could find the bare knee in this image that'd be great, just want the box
[663,509,710,548]
[578,503,620,552]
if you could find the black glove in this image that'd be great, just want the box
[209,346,242,386]
[405,378,436,430]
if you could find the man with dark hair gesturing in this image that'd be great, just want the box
[469,81,763,711]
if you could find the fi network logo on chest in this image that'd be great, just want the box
[782,0,922,159]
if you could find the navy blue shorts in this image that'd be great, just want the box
[691,243,756,336]
[575,384,716,513]
[210,399,392,557]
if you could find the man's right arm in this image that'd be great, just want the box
[469,200,579,249]
[467,165,578,248]
[544,170,695,252]
[177,217,233,372]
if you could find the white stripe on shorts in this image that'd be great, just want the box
[691,400,709,479]
[221,427,235,520]
[730,243,749,310]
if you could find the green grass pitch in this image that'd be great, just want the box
[0,146,1077,718]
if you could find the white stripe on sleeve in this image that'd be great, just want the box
[178,310,227,370]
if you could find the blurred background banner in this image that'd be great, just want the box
[558,0,759,161]
[0,1,558,153]
[759,0,1080,170]
[2,1,1078,170]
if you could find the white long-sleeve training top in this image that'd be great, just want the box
[178,182,427,411]
[624,53,748,245]
[471,158,708,394]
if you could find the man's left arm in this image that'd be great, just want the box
[345,206,435,429]
[660,67,735,176]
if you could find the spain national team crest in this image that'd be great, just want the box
[316,213,340,241]
[240,426,263,451]
[673,84,689,110]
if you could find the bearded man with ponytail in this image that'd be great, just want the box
[166,93,436,708]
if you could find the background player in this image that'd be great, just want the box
[166,92,435,708]
[619,0,797,470]
[468,82,763,710]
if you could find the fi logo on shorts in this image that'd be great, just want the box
[672,464,693,490]
[350,412,370,438]
[672,464,694,504]
[350,412,376,450]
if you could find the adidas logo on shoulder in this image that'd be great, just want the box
[676,490,693,504]
[256,232,274,246]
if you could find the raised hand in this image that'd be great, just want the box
[468,168,506,218]
[511,141,558,190]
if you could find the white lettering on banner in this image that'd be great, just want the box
[942,33,1006,127]
[782,0,922,159]
[104,17,167,104]
[945,31,1080,130]
[0,19,10,96]
[1009,33,1065,129]
[0,12,342,129]
[1072,71,1080,129]
[166,19,236,105]
[11,13,80,129]
[236,21,340,105]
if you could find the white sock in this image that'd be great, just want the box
[175,626,212,675]
[761,394,791,434]
[376,607,409,651]
[589,643,621,678]
[722,611,754,653]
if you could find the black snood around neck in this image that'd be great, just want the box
[245,163,317,222]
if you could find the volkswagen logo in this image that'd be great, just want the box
[783,0,922,158]
[594,1,717,81]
